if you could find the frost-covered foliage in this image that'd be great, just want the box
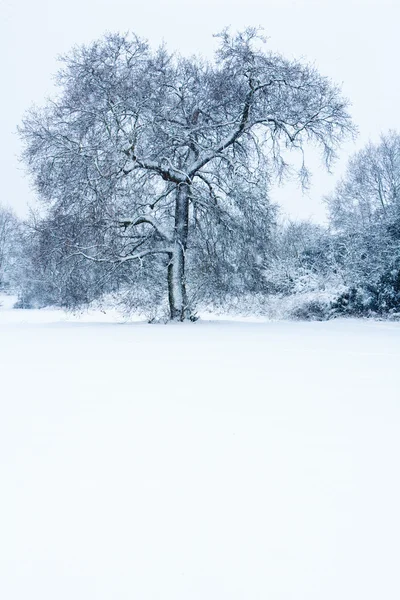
[18,28,353,320]
[331,267,400,318]
[289,298,332,321]
[192,284,344,321]
[264,220,343,296]
[188,176,278,305]
[15,210,168,313]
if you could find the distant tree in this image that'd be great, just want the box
[328,131,400,233]
[326,131,400,315]
[0,206,21,292]
[20,29,353,320]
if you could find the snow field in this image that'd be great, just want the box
[1,303,400,599]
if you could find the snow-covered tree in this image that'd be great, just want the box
[326,131,400,315]
[0,206,21,292]
[19,29,353,320]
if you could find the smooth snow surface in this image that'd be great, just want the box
[1,298,400,600]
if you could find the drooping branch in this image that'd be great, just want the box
[70,247,173,264]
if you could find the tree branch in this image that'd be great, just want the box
[71,247,173,264]
[118,215,172,243]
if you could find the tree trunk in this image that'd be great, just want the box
[168,183,190,321]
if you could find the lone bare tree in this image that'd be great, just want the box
[20,29,354,320]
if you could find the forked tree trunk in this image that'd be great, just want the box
[168,183,191,321]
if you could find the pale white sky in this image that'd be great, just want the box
[1,0,399,222]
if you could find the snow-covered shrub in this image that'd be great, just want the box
[13,297,36,309]
[331,266,400,317]
[373,267,400,312]
[264,220,343,296]
[289,298,332,321]
[330,287,370,316]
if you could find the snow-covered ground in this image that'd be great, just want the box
[1,295,400,600]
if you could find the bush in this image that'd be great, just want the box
[330,287,372,317]
[13,296,37,309]
[374,268,400,312]
[289,298,331,321]
[331,267,400,317]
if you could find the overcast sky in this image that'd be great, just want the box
[1,0,399,222]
